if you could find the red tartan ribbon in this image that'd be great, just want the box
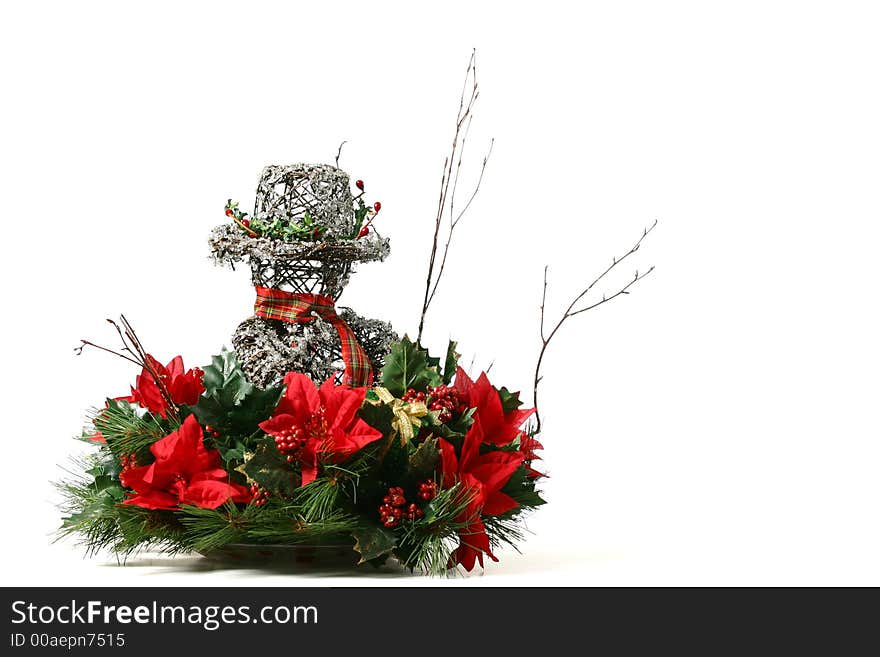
[253,286,373,387]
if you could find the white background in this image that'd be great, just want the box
[1,1,878,586]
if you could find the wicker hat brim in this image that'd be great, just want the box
[209,223,390,265]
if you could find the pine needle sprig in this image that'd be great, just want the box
[113,505,185,556]
[292,478,343,523]
[396,484,475,575]
[243,506,357,545]
[91,401,170,458]
[178,504,252,553]
[482,513,529,553]
[179,502,358,550]
[55,453,125,556]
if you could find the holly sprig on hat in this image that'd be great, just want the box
[351,178,381,240]
[225,199,327,242]
[225,183,381,243]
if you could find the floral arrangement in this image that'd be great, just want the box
[61,329,544,573]
[57,53,655,574]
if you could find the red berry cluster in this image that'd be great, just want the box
[204,424,221,439]
[273,426,309,462]
[378,486,424,528]
[119,453,138,474]
[418,479,438,501]
[353,179,381,240]
[249,483,269,507]
[401,388,427,404]
[272,411,327,463]
[427,385,466,423]
[225,201,256,235]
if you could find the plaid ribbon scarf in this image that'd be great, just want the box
[254,286,373,387]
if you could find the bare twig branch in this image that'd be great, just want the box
[335,140,347,168]
[539,265,549,342]
[427,137,493,308]
[417,50,492,343]
[532,221,658,432]
[74,340,141,367]
[75,316,180,421]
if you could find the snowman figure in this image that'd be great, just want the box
[209,163,397,388]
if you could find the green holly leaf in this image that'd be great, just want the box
[226,385,283,432]
[424,350,441,372]
[93,475,125,501]
[357,403,394,436]
[195,350,282,438]
[409,438,440,480]
[242,444,300,498]
[61,478,125,530]
[380,336,442,397]
[378,438,409,482]
[422,405,475,439]
[219,439,248,466]
[351,526,397,564]
[500,466,546,511]
[202,349,251,404]
[497,386,525,414]
[191,395,225,431]
[443,340,461,385]
[82,447,122,480]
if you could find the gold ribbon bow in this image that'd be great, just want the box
[372,387,429,445]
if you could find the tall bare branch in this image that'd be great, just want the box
[532,220,658,432]
[417,50,493,343]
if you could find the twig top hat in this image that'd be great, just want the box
[209,163,390,299]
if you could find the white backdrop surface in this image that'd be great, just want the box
[1,1,878,586]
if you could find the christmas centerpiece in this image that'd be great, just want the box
[57,54,655,574]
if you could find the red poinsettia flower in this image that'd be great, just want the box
[258,373,383,486]
[439,416,524,571]
[120,415,250,510]
[453,367,536,447]
[121,355,204,418]
[519,434,545,478]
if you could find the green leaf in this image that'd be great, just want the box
[422,405,475,439]
[195,349,282,439]
[443,340,461,385]
[351,526,397,564]
[191,395,225,430]
[226,385,283,432]
[378,438,409,482]
[219,440,247,466]
[408,438,440,480]
[85,449,121,480]
[357,403,394,436]
[497,386,525,414]
[500,466,546,511]
[380,336,442,398]
[242,444,300,498]
[61,480,125,529]
[201,349,257,407]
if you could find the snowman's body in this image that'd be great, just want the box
[209,164,396,388]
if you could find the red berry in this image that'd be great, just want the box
[241,218,250,228]
[378,502,401,528]
[358,226,369,238]
[356,179,364,190]
[373,201,381,212]
[418,479,438,501]
[225,208,233,217]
